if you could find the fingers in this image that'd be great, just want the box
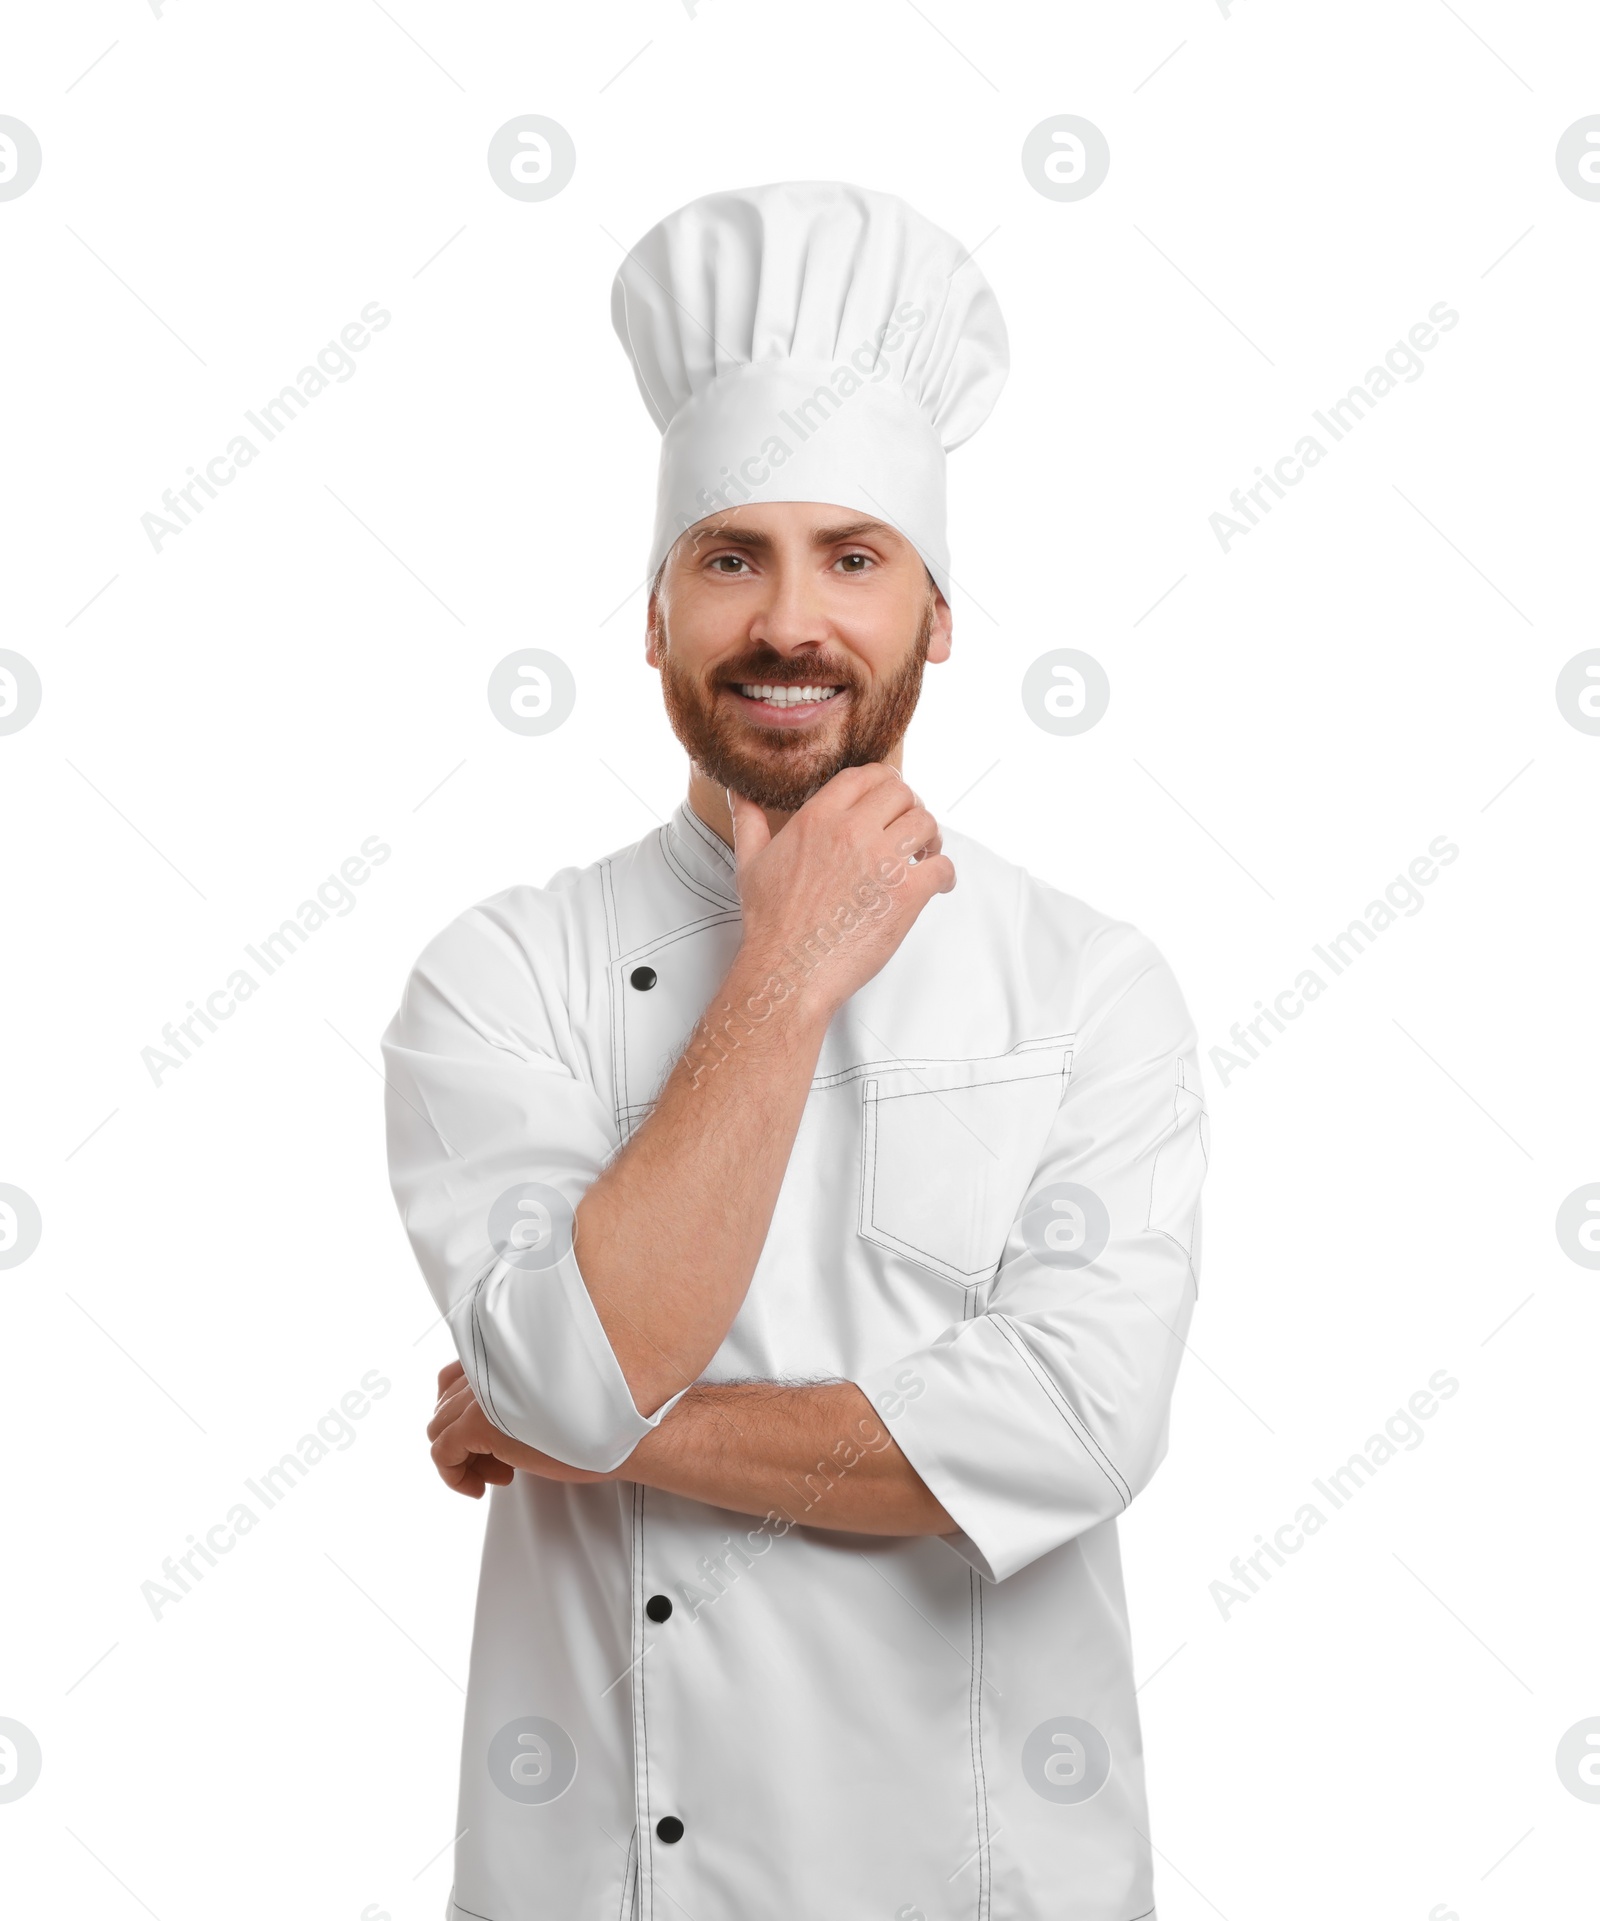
[429,1367,519,1499]
[804,764,939,852]
[431,1407,513,1479]
[905,850,957,899]
[809,761,901,818]
[436,1449,513,1500]
[427,1376,475,1443]
[883,805,940,865]
[431,1380,520,1472]
[852,769,924,834]
[795,767,950,903]
[439,1455,486,1498]
[783,762,945,868]
[430,1413,477,1471]
[837,769,944,860]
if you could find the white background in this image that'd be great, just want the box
[3,2,1597,1916]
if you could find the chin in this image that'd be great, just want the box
[720,754,838,814]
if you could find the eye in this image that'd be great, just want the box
[709,553,751,575]
[837,551,874,573]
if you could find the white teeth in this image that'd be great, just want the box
[736,684,842,707]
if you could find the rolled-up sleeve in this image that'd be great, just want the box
[381,902,680,1472]
[854,927,1208,1583]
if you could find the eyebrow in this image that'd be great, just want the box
[692,516,894,553]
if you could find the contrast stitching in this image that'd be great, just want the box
[858,1077,877,1252]
[633,1484,654,1920]
[1150,1224,1203,1273]
[469,1269,506,1434]
[1142,1073,1203,1223]
[855,1047,1074,1281]
[601,859,625,1140]
[861,1225,989,1286]
[1143,1074,1209,1266]
[860,1079,1040,1286]
[968,1566,992,1921]
[812,1036,1074,1092]
[615,1824,638,1921]
[858,1076,980,1281]
[989,1314,1133,1508]
[660,826,740,910]
[623,908,743,963]
[873,1066,1066,1103]
[676,805,738,884]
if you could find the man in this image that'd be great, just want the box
[383,181,1208,1921]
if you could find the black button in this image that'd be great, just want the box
[630,966,657,991]
[656,1815,684,1844]
[645,1593,673,1623]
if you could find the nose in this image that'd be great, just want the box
[746,562,833,659]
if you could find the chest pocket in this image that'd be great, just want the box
[857,1040,1073,1287]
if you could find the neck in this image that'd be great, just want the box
[686,747,906,849]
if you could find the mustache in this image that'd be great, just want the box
[714,657,858,687]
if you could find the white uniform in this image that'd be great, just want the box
[382,800,1208,1921]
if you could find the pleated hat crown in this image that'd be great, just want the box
[610,180,1009,600]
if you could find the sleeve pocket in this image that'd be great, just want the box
[1145,1057,1208,1261]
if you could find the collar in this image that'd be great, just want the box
[665,798,740,906]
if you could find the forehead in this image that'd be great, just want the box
[678,502,904,556]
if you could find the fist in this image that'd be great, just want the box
[428,1361,621,1495]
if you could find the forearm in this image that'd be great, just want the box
[575,949,830,1412]
[625,1380,956,1536]
[572,772,950,1419]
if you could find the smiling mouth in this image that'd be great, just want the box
[729,682,846,708]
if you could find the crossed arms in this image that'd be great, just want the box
[429,1367,953,1535]
[392,768,1207,1581]
[428,769,958,1536]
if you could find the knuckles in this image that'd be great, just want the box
[743,771,948,938]
[817,763,889,799]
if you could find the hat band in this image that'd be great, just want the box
[649,359,950,599]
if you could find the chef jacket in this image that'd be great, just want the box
[381,798,1208,1921]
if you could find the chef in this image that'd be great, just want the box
[382,180,1208,1921]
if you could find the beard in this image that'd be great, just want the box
[657,597,935,813]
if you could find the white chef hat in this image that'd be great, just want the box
[610,180,1008,604]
